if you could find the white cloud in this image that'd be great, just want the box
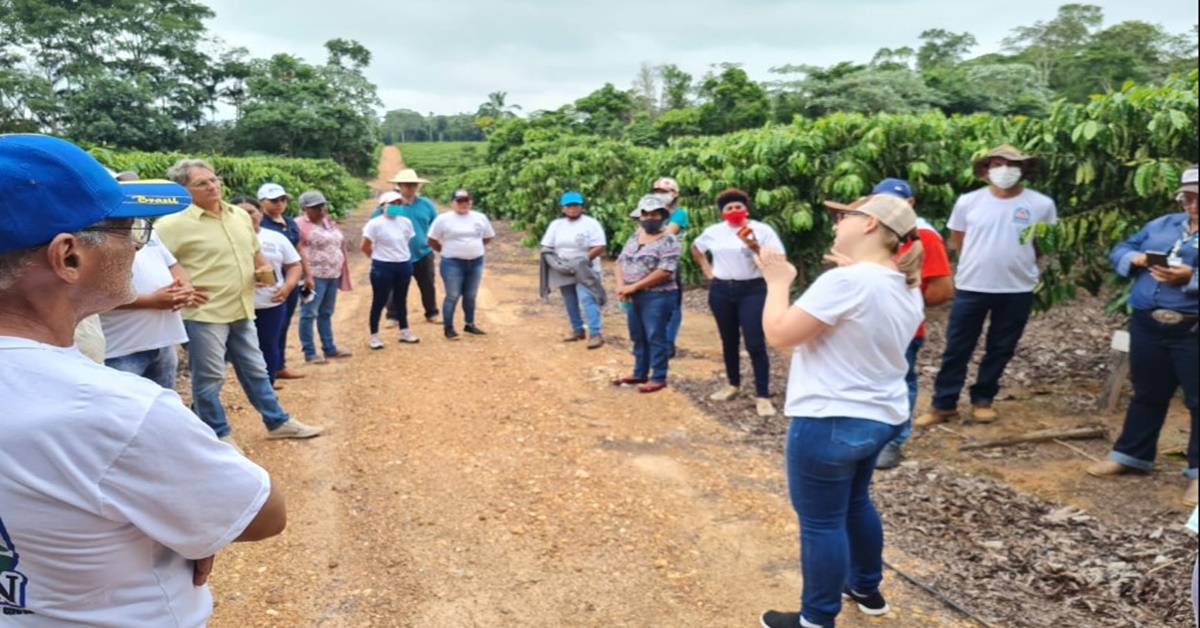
[203,0,1199,115]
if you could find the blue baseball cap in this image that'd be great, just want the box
[0,134,191,253]
[871,178,913,199]
[559,191,584,206]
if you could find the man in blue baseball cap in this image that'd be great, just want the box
[0,134,286,624]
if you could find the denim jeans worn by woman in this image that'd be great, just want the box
[254,303,289,383]
[300,276,342,360]
[626,290,675,384]
[441,256,483,332]
[369,260,414,332]
[708,277,770,398]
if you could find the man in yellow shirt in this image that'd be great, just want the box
[156,159,324,451]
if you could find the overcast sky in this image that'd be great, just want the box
[203,0,1199,117]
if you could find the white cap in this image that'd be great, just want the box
[257,183,290,200]
[378,191,403,205]
[629,193,670,217]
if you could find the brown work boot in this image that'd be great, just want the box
[275,368,305,380]
[1086,460,1143,478]
[914,408,959,427]
[587,334,605,350]
[1182,479,1198,507]
[971,404,999,423]
[563,330,586,342]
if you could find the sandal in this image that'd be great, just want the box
[611,376,649,386]
[637,381,668,394]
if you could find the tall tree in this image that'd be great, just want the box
[631,62,660,117]
[659,64,693,111]
[916,29,978,72]
[1004,3,1104,86]
[696,66,769,134]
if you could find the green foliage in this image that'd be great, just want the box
[88,148,370,220]
[454,74,1198,307]
[397,142,486,179]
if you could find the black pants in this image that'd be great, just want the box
[389,254,439,320]
[371,260,413,332]
[708,278,770,398]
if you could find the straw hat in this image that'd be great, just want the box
[388,168,429,184]
[972,144,1042,177]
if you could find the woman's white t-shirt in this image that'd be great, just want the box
[254,229,301,310]
[100,233,188,359]
[362,215,416,263]
[429,210,496,260]
[540,215,606,273]
[692,220,785,280]
[784,263,924,425]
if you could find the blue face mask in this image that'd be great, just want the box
[385,205,404,217]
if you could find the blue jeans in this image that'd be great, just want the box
[787,416,901,627]
[1109,309,1199,478]
[183,319,290,437]
[561,283,602,336]
[708,278,771,398]
[441,256,484,330]
[105,346,178,390]
[279,287,300,370]
[626,290,674,383]
[890,336,926,448]
[254,305,288,382]
[932,290,1034,410]
[300,277,341,358]
[369,260,413,332]
[666,274,683,345]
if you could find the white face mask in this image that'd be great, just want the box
[988,166,1023,190]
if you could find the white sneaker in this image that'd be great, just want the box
[398,329,420,344]
[218,434,245,455]
[709,385,739,401]
[756,397,777,417]
[266,418,325,440]
[368,334,384,350]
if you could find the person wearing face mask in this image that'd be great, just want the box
[916,145,1057,427]
[362,191,418,348]
[613,194,682,393]
[652,177,690,357]
[540,191,608,349]
[691,188,785,417]
[1088,165,1199,507]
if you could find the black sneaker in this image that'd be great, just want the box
[759,610,800,628]
[444,329,460,341]
[463,324,487,336]
[842,585,890,616]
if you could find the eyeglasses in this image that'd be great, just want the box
[187,176,222,189]
[82,218,153,246]
[833,210,867,224]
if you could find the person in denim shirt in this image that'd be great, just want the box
[613,194,680,394]
[1089,165,1199,507]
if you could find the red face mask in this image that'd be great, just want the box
[723,209,748,226]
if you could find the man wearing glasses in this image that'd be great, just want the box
[155,159,325,452]
[0,134,286,624]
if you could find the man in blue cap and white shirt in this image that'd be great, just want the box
[0,134,286,625]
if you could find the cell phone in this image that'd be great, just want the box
[1144,251,1169,268]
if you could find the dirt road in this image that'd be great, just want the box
[207,147,970,627]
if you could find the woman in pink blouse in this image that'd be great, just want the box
[294,191,353,364]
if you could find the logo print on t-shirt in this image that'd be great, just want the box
[1012,207,1032,225]
[473,223,484,237]
[575,234,588,246]
[0,516,30,613]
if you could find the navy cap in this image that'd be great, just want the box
[0,134,190,253]
[559,191,584,206]
[870,178,914,200]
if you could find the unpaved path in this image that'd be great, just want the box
[207,147,968,627]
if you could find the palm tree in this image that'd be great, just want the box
[477,91,522,119]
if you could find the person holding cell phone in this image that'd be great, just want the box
[1089,165,1199,507]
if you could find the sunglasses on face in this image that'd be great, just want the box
[833,210,867,224]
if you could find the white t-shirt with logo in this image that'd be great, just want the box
[784,264,924,425]
[429,210,496,260]
[254,229,301,310]
[362,215,416,263]
[0,336,270,626]
[947,188,1057,293]
[691,220,785,280]
[99,233,188,360]
[540,215,607,273]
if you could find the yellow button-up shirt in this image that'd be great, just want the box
[155,202,260,324]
